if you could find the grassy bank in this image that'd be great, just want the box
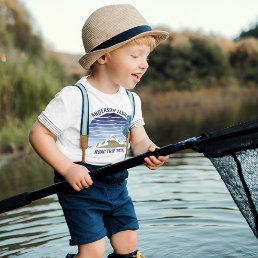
[0,115,36,153]
[140,86,258,124]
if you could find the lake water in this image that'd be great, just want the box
[1,153,258,258]
[0,95,258,257]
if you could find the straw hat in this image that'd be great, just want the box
[79,4,169,70]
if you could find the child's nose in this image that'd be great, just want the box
[139,59,149,70]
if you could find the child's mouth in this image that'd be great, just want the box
[132,73,140,82]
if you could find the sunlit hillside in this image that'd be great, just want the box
[47,51,86,77]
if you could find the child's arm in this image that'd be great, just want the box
[29,121,92,191]
[130,126,169,170]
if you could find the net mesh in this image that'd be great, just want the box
[209,148,258,238]
[190,118,258,239]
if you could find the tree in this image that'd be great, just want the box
[141,33,232,91]
[230,38,258,83]
[0,0,43,56]
[236,21,258,40]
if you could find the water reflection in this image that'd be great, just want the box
[0,154,53,199]
[144,96,258,146]
[0,196,66,257]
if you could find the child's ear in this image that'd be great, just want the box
[97,54,109,65]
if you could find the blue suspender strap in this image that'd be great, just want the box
[125,90,135,156]
[74,83,89,163]
[74,83,89,135]
[126,90,135,121]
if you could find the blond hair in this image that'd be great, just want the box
[125,35,156,51]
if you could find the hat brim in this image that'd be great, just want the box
[79,30,169,70]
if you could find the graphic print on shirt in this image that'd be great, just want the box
[88,109,131,155]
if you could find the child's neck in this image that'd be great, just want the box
[87,73,120,94]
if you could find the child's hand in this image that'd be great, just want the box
[64,163,93,191]
[144,144,169,170]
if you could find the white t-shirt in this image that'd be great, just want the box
[38,77,145,165]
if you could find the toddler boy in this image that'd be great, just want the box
[29,4,169,258]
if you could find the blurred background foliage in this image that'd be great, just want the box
[0,0,72,152]
[0,0,258,153]
[142,29,258,92]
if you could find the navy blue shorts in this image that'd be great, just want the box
[55,163,139,246]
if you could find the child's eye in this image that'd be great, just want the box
[131,55,138,58]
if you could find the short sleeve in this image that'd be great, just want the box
[38,86,81,136]
[130,92,145,128]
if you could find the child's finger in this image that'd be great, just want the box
[86,174,93,185]
[81,177,90,188]
[82,168,93,187]
[144,156,160,169]
[78,180,85,190]
[158,155,169,162]
[72,182,81,192]
[149,155,163,165]
[144,157,154,166]
[148,145,156,152]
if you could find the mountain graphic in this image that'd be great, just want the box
[88,112,129,147]
[96,135,126,148]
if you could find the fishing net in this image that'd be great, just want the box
[210,149,258,238]
[192,118,258,238]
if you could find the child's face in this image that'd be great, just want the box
[106,42,151,89]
